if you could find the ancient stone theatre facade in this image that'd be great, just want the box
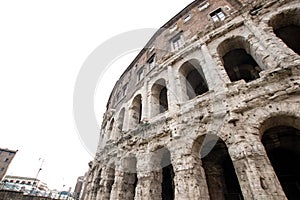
[84,0,300,199]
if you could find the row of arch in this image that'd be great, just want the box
[104,6,299,141]
[92,113,300,199]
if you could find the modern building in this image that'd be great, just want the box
[0,148,17,181]
[74,176,84,199]
[3,175,48,192]
[84,0,300,199]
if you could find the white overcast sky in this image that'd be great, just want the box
[0,0,194,190]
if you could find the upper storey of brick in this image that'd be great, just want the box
[104,0,263,112]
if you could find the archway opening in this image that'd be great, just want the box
[159,87,168,113]
[132,95,142,125]
[262,125,300,199]
[151,79,169,117]
[179,59,208,100]
[201,137,244,200]
[218,36,261,83]
[160,149,174,200]
[274,25,300,55]
[269,9,300,55]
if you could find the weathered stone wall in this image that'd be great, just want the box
[0,190,54,200]
[85,0,300,199]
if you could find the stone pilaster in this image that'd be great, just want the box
[110,166,137,200]
[134,154,162,200]
[167,65,179,113]
[228,140,287,200]
[95,165,115,200]
[172,153,210,200]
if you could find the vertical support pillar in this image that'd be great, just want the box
[228,140,287,200]
[95,165,115,200]
[167,65,179,114]
[200,44,230,90]
[110,164,137,200]
[134,154,162,200]
[141,79,149,122]
[172,153,210,200]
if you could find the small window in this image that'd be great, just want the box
[183,15,191,23]
[198,2,210,11]
[171,34,184,51]
[147,54,155,70]
[210,8,226,22]
[1,167,4,171]
[122,84,128,96]
[169,25,178,33]
[4,158,9,162]
[137,68,144,81]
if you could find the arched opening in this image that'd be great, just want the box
[269,9,300,55]
[179,59,209,100]
[151,79,169,117]
[218,36,262,83]
[199,135,244,200]
[159,149,175,200]
[261,116,300,200]
[131,95,142,126]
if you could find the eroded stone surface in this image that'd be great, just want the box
[83,0,300,199]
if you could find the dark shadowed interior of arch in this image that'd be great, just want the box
[262,126,300,200]
[161,150,175,200]
[180,60,209,100]
[107,166,115,199]
[201,139,244,200]
[132,95,142,124]
[159,87,168,113]
[274,25,300,55]
[222,48,261,83]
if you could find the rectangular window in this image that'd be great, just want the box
[169,25,178,33]
[210,8,226,22]
[171,34,183,51]
[183,15,191,23]
[198,1,210,11]
[1,167,4,172]
[4,158,9,162]
[147,54,155,70]
[137,68,144,81]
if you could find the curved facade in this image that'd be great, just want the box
[84,0,300,199]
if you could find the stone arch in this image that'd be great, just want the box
[151,78,169,117]
[178,59,209,100]
[260,114,300,199]
[217,35,262,83]
[192,134,244,200]
[268,7,300,55]
[130,94,142,128]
